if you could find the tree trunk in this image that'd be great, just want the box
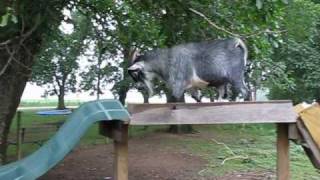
[143,95,149,103]
[252,86,257,101]
[0,39,37,164]
[96,72,101,100]
[96,47,103,100]
[57,82,66,110]
[57,94,66,110]
[209,93,215,102]
[0,73,28,164]
[117,47,134,105]
[118,86,128,105]
[141,90,149,103]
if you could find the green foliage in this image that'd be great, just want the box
[49,0,302,102]
[31,12,91,105]
[0,7,17,27]
[269,0,320,103]
[80,0,166,102]
[0,1,70,42]
[133,0,291,99]
[80,44,118,99]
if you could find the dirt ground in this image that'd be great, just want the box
[40,132,274,180]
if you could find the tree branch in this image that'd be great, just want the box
[189,8,240,37]
[0,14,41,78]
[211,138,236,156]
[189,8,287,38]
[211,138,250,166]
[0,45,16,76]
[244,29,287,38]
[20,14,41,42]
[0,13,41,46]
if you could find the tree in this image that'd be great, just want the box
[268,0,320,103]
[0,1,71,164]
[32,13,90,109]
[80,40,118,100]
[80,0,165,105]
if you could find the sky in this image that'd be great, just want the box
[21,82,202,103]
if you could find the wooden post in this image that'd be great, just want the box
[113,123,128,180]
[277,123,290,180]
[16,111,22,160]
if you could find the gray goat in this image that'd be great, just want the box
[128,38,249,102]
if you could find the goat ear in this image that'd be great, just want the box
[131,49,140,63]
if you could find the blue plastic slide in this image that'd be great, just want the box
[0,99,130,180]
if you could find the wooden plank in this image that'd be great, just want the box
[128,100,293,114]
[99,121,128,142]
[128,101,297,125]
[299,104,320,149]
[288,123,302,143]
[303,146,320,169]
[113,123,128,180]
[277,123,290,180]
[297,120,320,169]
[294,103,311,114]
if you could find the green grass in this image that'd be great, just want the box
[7,110,161,159]
[179,125,320,179]
[7,110,320,179]
[8,109,106,152]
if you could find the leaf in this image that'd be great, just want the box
[11,15,18,24]
[0,14,10,27]
[282,0,289,4]
[256,0,263,9]
[272,41,279,48]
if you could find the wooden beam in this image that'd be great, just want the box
[113,123,129,180]
[296,120,320,169]
[128,101,297,125]
[299,104,320,149]
[99,121,128,142]
[277,123,290,180]
[288,123,302,143]
[128,100,292,113]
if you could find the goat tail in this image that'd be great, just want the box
[234,38,248,66]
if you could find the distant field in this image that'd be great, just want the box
[19,99,85,107]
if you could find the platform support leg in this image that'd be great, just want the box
[114,124,129,180]
[277,123,290,180]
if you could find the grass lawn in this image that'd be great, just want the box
[7,109,320,179]
[19,99,83,107]
[181,125,320,179]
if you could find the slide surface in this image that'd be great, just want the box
[0,99,130,180]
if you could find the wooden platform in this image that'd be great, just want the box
[294,103,320,169]
[101,100,299,180]
[128,100,297,125]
